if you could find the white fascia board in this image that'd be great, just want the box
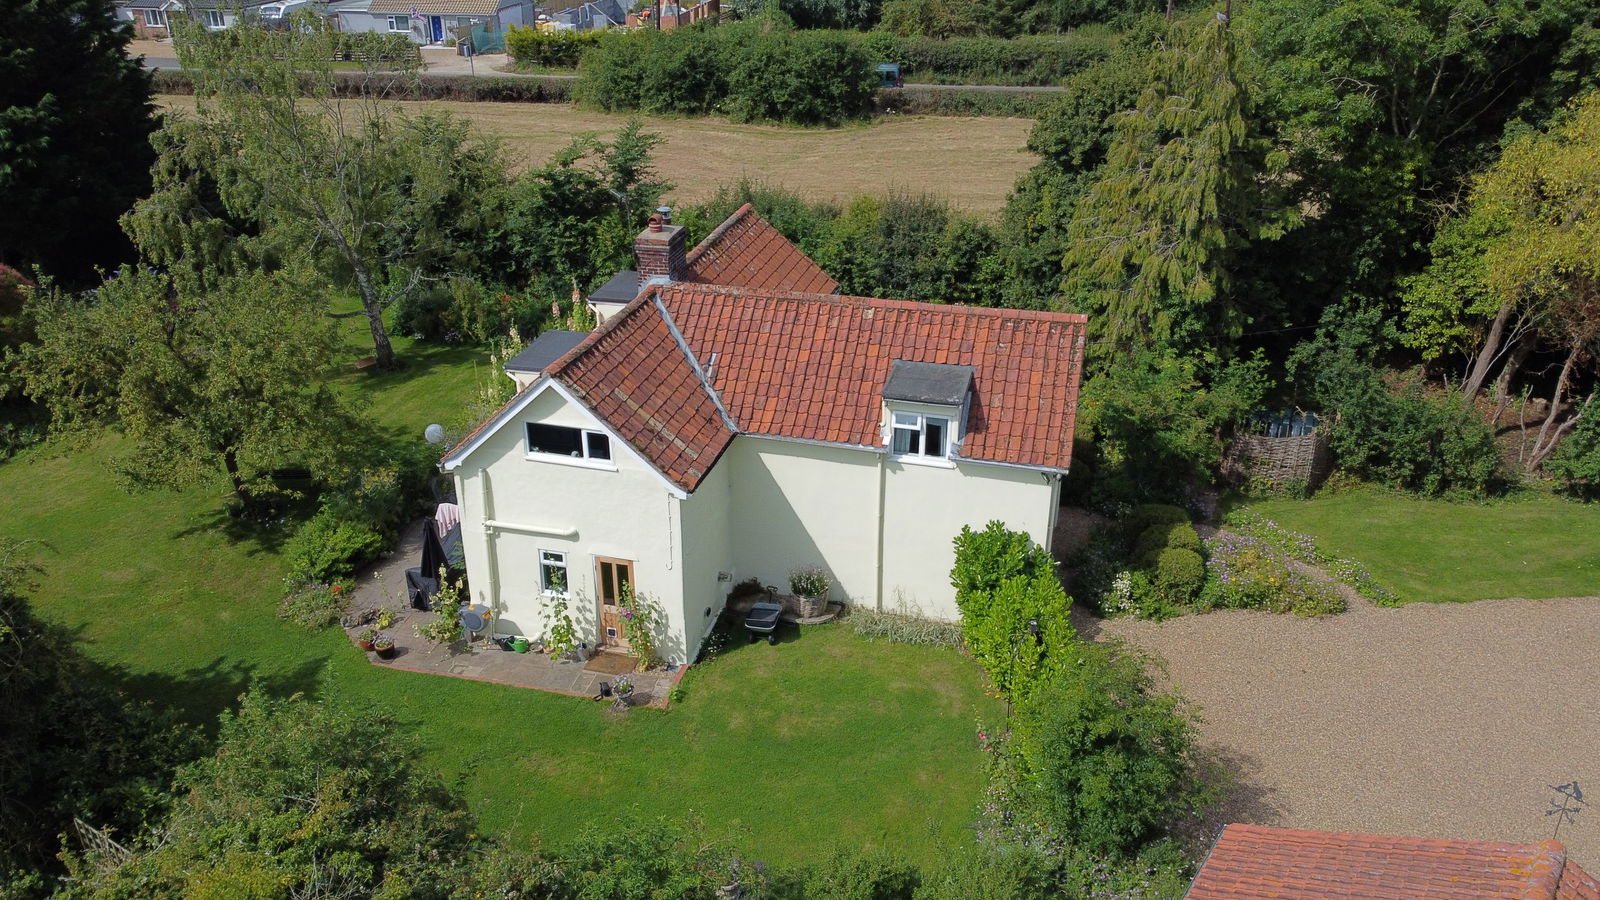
[440,376,689,501]
[953,454,1069,476]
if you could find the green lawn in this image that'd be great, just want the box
[1242,488,1600,604]
[0,323,998,865]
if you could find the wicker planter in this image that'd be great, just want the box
[794,592,827,618]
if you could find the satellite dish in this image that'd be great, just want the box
[460,604,489,633]
[425,423,446,445]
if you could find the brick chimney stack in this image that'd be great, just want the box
[635,212,687,287]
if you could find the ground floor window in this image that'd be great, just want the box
[540,550,568,594]
[387,14,410,30]
[142,8,167,27]
[202,9,224,26]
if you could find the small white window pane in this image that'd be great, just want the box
[540,550,567,593]
[893,411,919,427]
[892,425,918,455]
[585,431,611,461]
[924,418,947,456]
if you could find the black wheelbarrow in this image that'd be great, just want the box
[745,601,783,645]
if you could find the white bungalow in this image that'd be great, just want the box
[438,206,1088,665]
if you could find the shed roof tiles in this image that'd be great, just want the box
[1187,824,1599,900]
[681,204,838,295]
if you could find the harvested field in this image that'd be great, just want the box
[154,94,1037,214]
[1084,592,1600,871]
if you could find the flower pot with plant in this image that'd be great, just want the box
[373,634,396,660]
[788,564,832,618]
[356,628,377,652]
[612,673,635,710]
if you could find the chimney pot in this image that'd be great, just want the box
[647,213,664,232]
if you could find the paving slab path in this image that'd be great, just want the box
[1082,592,1600,869]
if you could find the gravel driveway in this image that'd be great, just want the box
[1082,593,1600,870]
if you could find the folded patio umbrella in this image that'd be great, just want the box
[420,517,447,583]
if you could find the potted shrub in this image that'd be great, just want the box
[373,633,396,660]
[356,628,377,652]
[612,673,635,709]
[788,564,832,618]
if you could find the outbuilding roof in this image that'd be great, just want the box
[368,0,500,14]
[504,330,588,374]
[1186,824,1599,900]
[682,204,838,295]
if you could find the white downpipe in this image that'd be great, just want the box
[874,450,887,611]
[479,469,502,620]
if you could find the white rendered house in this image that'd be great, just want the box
[438,206,1088,665]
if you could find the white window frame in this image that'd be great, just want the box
[539,550,569,596]
[201,8,225,26]
[524,421,617,471]
[887,407,955,466]
[387,14,412,31]
[143,8,167,26]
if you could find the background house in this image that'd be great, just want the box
[116,0,274,36]
[334,0,532,43]
[439,207,1086,666]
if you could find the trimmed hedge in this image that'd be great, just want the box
[577,22,875,125]
[151,69,572,103]
[856,28,1114,86]
[505,25,605,68]
[875,86,1061,117]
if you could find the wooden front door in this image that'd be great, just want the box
[594,557,633,649]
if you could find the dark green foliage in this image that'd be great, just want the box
[775,0,884,31]
[0,543,199,889]
[67,688,476,900]
[275,581,349,630]
[1134,521,1199,557]
[505,25,606,67]
[1124,504,1189,537]
[283,509,385,584]
[818,194,1002,305]
[1007,644,1203,855]
[1548,396,1600,499]
[802,847,920,899]
[577,22,874,126]
[1151,547,1204,603]
[1080,352,1218,506]
[679,180,841,260]
[155,67,575,103]
[951,522,1076,698]
[1,0,155,285]
[876,86,1061,117]
[1290,327,1503,496]
[861,29,1114,85]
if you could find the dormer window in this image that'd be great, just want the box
[882,360,973,462]
[892,411,949,457]
[526,422,611,461]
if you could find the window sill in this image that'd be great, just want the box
[890,454,955,469]
[524,452,617,472]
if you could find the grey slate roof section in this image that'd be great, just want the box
[589,269,640,306]
[505,330,590,374]
[882,360,975,405]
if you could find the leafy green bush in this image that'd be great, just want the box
[858,29,1114,85]
[1547,395,1600,499]
[1224,511,1397,606]
[577,21,874,125]
[282,508,385,584]
[275,581,349,630]
[802,846,920,899]
[952,522,1076,698]
[874,86,1061,117]
[505,25,605,68]
[1006,644,1204,855]
[1133,521,1199,557]
[845,607,965,648]
[148,69,572,103]
[1151,547,1204,603]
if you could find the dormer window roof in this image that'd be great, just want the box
[881,360,975,406]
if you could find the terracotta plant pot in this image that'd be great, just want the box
[374,643,396,660]
[357,638,375,652]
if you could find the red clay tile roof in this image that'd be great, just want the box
[543,291,736,492]
[1187,824,1598,900]
[658,283,1086,472]
[682,203,839,295]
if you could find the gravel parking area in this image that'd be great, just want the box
[1085,593,1600,870]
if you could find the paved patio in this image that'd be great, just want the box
[342,519,684,706]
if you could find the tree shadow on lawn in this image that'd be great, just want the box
[168,495,316,558]
[116,653,332,734]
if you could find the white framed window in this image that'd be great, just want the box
[539,550,569,595]
[201,9,224,26]
[526,422,612,462]
[455,15,475,25]
[143,8,167,26]
[890,410,950,458]
[387,14,411,30]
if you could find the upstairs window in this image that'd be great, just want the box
[891,411,949,458]
[526,422,612,461]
